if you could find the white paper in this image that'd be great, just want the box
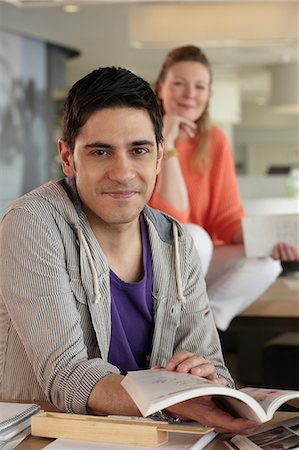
[242,214,299,257]
[43,433,208,450]
[0,403,37,426]
[0,426,30,450]
[0,403,40,440]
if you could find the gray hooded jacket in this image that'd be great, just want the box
[0,178,233,413]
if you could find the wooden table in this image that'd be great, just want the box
[239,276,299,318]
[229,276,299,384]
[14,412,299,450]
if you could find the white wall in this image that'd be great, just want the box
[234,103,298,175]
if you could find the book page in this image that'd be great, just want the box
[0,402,41,442]
[218,397,267,423]
[229,416,299,450]
[121,370,267,419]
[0,403,39,428]
[42,433,210,450]
[240,388,299,419]
[121,369,225,416]
[242,214,299,257]
[0,425,31,449]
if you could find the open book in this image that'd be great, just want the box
[224,416,299,449]
[121,369,299,423]
[241,213,299,257]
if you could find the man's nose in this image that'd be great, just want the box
[108,154,135,182]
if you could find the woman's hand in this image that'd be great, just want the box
[164,350,227,385]
[271,242,299,261]
[163,114,196,148]
[231,226,244,245]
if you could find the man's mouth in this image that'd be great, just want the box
[104,190,137,199]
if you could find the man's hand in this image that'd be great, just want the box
[271,242,299,261]
[164,350,227,385]
[166,395,258,435]
[157,351,258,434]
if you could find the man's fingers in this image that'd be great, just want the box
[168,396,259,435]
[217,376,228,386]
[165,350,194,369]
[213,418,258,434]
[166,350,218,381]
[200,405,258,435]
[190,363,217,379]
[166,351,211,372]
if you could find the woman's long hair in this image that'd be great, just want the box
[155,45,212,171]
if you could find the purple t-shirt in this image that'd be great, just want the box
[108,214,154,374]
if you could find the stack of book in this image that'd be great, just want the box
[0,402,41,449]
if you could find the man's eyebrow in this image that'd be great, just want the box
[84,142,112,149]
[131,140,155,147]
[84,140,155,149]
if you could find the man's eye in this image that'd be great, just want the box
[93,149,108,156]
[133,148,147,155]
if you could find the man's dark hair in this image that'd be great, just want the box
[62,66,163,151]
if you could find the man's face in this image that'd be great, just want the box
[59,107,163,228]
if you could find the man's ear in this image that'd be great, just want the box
[155,82,162,101]
[57,139,76,177]
[156,141,164,174]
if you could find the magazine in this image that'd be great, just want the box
[121,369,299,422]
[224,416,299,449]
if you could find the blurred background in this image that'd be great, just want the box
[0,0,298,216]
[0,0,298,389]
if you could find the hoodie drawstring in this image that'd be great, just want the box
[172,222,186,304]
[77,228,101,304]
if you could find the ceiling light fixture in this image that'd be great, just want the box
[0,0,187,6]
[63,4,80,12]
[129,3,298,49]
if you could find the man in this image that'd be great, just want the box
[0,67,256,434]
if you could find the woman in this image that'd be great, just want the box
[149,45,298,331]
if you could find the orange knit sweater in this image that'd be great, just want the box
[149,126,244,244]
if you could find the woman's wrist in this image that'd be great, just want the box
[163,148,177,160]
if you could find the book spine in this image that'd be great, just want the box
[223,441,240,450]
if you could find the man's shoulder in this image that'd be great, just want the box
[143,206,187,244]
[2,179,78,224]
[3,181,61,210]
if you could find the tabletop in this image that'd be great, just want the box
[14,412,299,450]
